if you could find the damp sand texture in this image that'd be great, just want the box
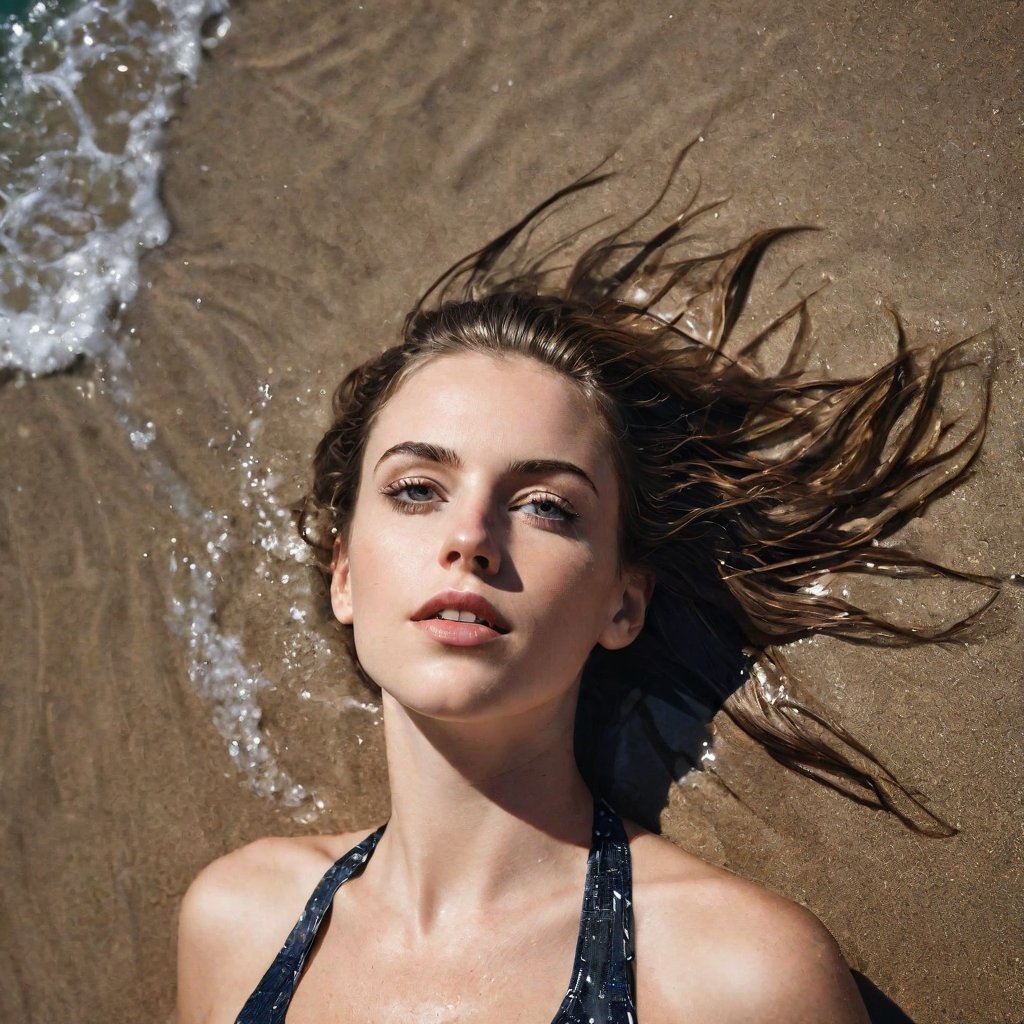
[2,2,1023,1023]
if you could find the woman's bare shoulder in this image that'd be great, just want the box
[626,826,869,1024]
[180,830,364,932]
[176,829,372,1024]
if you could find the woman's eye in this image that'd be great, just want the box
[518,494,577,522]
[381,479,440,507]
[402,483,436,502]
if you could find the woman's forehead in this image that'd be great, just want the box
[365,351,616,478]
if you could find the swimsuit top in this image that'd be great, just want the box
[235,800,638,1024]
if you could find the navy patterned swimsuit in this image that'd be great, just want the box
[235,800,638,1023]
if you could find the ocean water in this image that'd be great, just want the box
[0,0,228,376]
[0,0,31,20]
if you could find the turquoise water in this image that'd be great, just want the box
[0,0,76,45]
[0,0,32,20]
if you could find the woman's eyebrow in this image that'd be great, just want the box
[374,443,598,496]
[506,458,599,496]
[375,441,461,471]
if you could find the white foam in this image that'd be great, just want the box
[0,0,226,376]
[149,372,328,823]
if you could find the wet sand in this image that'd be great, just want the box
[2,1,1022,1021]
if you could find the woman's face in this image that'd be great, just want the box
[331,351,650,725]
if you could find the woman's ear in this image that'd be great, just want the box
[597,568,655,651]
[329,534,354,625]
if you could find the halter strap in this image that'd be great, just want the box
[233,824,385,1023]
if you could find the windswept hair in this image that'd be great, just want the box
[300,151,1005,836]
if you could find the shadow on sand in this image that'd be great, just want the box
[854,972,919,1023]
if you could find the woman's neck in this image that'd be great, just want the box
[367,688,594,935]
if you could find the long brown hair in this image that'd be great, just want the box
[300,153,1004,835]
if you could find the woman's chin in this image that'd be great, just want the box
[377,673,571,728]
[384,686,515,724]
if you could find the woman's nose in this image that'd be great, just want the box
[439,500,501,576]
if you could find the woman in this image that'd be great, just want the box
[177,164,995,1023]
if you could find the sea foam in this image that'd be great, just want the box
[0,0,226,376]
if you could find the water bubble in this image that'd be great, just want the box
[129,420,156,450]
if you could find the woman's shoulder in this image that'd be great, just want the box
[624,825,869,1024]
[180,829,372,938]
[176,829,373,1024]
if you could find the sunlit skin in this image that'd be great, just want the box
[177,352,870,1024]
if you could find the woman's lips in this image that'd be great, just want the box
[412,617,505,646]
[411,589,510,646]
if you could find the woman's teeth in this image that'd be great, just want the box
[436,609,488,625]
